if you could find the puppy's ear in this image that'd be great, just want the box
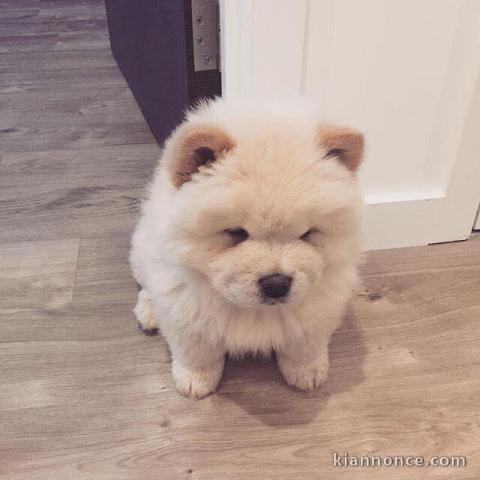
[167,124,236,188]
[317,124,364,172]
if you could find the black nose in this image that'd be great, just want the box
[258,273,292,300]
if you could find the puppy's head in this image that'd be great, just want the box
[163,111,364,308]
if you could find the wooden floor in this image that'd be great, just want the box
[1,2,480,479]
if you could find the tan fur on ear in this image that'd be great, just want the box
[169,125,235,187]
[317,124,364,172]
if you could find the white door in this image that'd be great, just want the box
[220,0,480,250]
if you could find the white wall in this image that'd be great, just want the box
[221,0,480,250]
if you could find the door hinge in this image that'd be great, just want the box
[191,0,219,72]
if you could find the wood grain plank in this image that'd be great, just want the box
[0,67,127,95]
[356,266,480,328]
[0,144,159,242]
[0,33,109,55]
[362,234,480,276]
[0,87,155,152]
[0,239,79,310]
[0,50,117,74]
[1,88,150,124]
[0,0,104,8]
[72,236,137,309]
[0,305,136,344]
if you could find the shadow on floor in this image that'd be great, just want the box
[217,310,367,427]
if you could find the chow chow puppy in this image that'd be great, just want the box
[130,98,364,399]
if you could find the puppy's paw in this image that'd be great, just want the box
[277,355,329,392]
[134,289,159,335]
[172,359,224,400]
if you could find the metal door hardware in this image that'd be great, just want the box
[191,0,219,71]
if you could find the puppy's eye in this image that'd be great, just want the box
[300,228,319,242]
[224,228,249,244]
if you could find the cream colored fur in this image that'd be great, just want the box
[130,98,364,399]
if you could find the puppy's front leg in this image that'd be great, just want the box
[276,334,330,392]
[170,341,225,400]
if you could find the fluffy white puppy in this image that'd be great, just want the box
[130,98,364,399]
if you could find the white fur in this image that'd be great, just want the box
[130,98,364,398]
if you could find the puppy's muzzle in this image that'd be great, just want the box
[258,273,292,303]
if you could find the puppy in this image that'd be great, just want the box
[130,98,364,399]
